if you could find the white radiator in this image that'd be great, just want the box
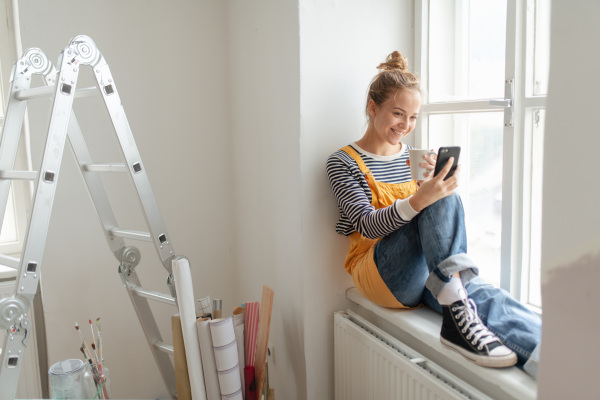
[334,311,492,400]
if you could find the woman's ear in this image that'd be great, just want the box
[367,99,377,118]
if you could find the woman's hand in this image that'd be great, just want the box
[409,157,460,212]
[419,153,437,182]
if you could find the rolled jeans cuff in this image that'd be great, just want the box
[523,342,541,379]
[425,253,479,297]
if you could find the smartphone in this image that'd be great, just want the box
[433,146,461,180]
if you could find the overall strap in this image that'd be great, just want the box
[341,145,371,176]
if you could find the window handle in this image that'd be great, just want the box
[489,79,515,127]
[489,99,512,107]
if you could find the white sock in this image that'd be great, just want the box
[437,276,465,305]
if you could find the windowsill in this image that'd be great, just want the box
[345,287,537,400]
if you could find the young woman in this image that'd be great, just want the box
[326,51,541,376]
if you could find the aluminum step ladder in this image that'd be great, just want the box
[0,35,186,400]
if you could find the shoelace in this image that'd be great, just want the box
[452,298,499,350]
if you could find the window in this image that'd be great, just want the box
[0,1,30,257]
[415,0,550,309]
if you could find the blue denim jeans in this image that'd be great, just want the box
[374,194,541,371]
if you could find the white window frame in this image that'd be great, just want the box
[0,0,32,257]
[414,0,547,309]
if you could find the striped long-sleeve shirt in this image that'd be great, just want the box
[326,143,419,239]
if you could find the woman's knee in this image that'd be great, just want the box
[435,192,462,209]
[422,193,464,218]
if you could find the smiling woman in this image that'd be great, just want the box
[326,50,541,375]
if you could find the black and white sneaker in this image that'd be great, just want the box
[441,298,517,368]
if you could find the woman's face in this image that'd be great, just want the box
[368,89,422,147]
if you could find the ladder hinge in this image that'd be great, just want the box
[118,246,141,276]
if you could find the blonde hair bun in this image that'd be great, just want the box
[377,51,408,72]
[365,50,421,119]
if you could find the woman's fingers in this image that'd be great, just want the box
[434,156,455,181]
[422,154,437,177]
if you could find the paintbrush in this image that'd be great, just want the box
[89,319,97,354]
[91,342,109,399]
[91,342,101,364]
[81,346,100,384]
[75,322,94,361]
[96,317,103,362]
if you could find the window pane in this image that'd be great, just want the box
[0,186,18,244]
[428,112,504,287]
[429,0,507,102]
[532,0,551,95]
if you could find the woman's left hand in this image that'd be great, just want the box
[422,153,437,178]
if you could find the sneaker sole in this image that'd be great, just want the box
[440,337,518,368]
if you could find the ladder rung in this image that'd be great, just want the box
[130,284,176,306]
[0,170,38,181]
[83,163,128,173]
[109,228,151,242]
[154,341,174,355]
[0,255,20,269]
[14,85,98,101]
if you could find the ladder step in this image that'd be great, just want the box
[14,85,98,101]
[109,228,151,242]
[83,163,128,173]
[154,341,174,355]
[0,255,20,269]
[0,170,38,181]
[130,284,176,306]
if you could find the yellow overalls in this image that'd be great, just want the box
[341,146,418,309]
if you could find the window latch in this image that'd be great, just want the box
[489,99,512,107]
[488,79,515,127]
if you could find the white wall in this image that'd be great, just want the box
[538,1,600,398]
[226,0,304,397]
[19,1,233,398]
[299,0,414,398]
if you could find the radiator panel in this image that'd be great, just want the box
[334,311,491,400]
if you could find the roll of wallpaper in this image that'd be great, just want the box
[223,388,244,400]
[197,318,222,400]
[217,365,242,396]
[172,257,207,400]
[214,341,239,372]
[197,295,212,315]
[209,317,242,396]
[209,317,236,347]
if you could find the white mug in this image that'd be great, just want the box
[408,148,436,180]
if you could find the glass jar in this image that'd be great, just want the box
[83,362,111,399]
[49,359,87,399]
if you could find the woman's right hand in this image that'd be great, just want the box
[408,157,459,212]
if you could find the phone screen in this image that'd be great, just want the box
[433,146,461,180]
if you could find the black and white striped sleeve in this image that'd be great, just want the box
[326,152,417,239]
